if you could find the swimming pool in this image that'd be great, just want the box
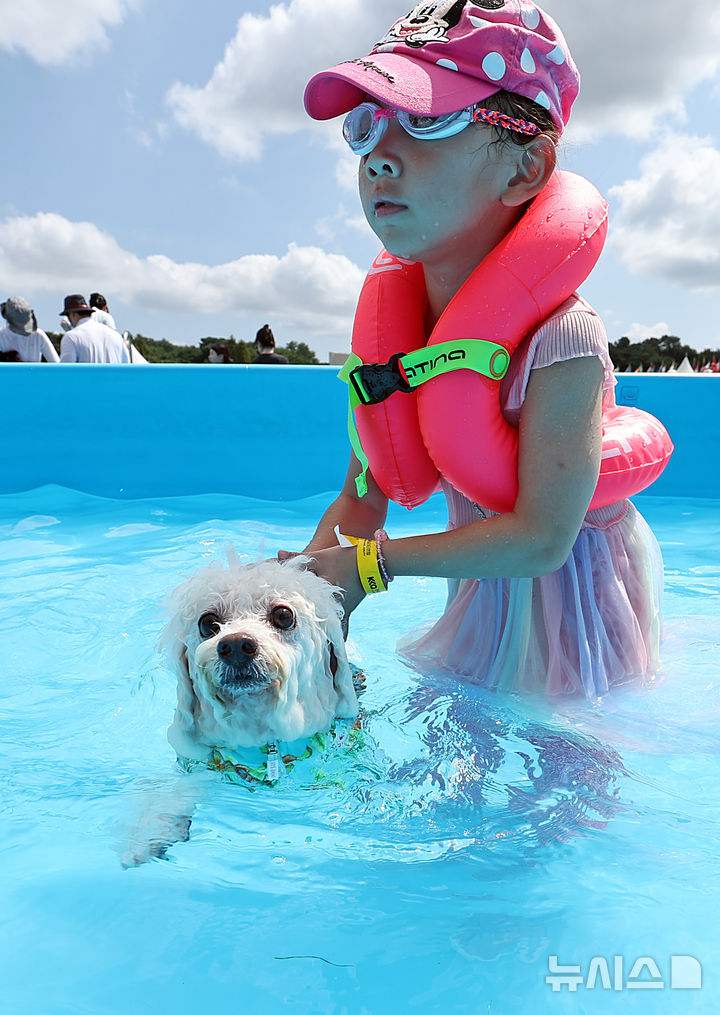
[1,368,718,1014]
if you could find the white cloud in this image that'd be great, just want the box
[166,0,390,160]
[609,133,720,291]
[546,0,720,140]
[314,203,372,244]
[0,211,365,335]
[625,322,671,343]
[0,0,139,66]
[166,0,720,158]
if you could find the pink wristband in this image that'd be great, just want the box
[373,529,393,584]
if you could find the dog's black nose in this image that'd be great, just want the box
[217,634,258,668]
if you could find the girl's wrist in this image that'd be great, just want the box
[373,529,393,586]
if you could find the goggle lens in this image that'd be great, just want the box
[403,108,471,136]
[343,104,380,154]
[342,103,469,154]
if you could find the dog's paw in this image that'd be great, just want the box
[120,813,192,868]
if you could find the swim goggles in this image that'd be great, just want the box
[342,101,541,156]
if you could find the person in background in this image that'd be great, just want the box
[59,294,130,363]
[89,293,117,331]
[207,343,234,364]
[92,292,149,363]
[0,296,59,362]
[252,324,288,364]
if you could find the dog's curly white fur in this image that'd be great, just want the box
[160,554,358,760]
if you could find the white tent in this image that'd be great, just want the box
[676,356,694,374]
[123,332,148,364]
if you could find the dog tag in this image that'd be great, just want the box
[265,741,281,782]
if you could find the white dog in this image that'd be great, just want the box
[161,553,358,771]
[121,554,358,866]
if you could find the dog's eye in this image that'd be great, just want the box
[269,605,295,631]
[198,611,222,639]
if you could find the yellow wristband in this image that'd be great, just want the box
[336,531,389,594]
[355,538,387,594]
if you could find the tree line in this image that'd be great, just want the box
[608,334,719,372]
[45,329,718,370]
[46,333,320,364]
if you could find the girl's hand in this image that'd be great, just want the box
[304,545,366,622]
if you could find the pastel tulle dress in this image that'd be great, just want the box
[398,295,664,699]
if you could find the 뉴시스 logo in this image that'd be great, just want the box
[545,954,702,993]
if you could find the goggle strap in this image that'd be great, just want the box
[472,108,542,136]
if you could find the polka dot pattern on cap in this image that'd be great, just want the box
[520,4,541,30]
[521,48,536,74]
[482,52,507,82]
[534,91,551,111]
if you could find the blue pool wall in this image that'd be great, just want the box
[2,365,718,500]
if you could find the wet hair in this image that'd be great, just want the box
[210,343,233,363]
[89,293,108,311]
[255,324,275,349]
[482,90,560,149]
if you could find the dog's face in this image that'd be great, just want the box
[161,555,358,758]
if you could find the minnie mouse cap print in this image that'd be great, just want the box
[304,0,579,134]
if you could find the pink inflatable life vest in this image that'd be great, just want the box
[347,171,673,512]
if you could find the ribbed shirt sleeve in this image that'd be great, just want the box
[501,294,616,425]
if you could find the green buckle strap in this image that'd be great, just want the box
[338,353,371,496]
[397,339,510,389]
[338,339,511,498]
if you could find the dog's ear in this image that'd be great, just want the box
[167,644,202,756]
[327,641,338,678]
[326,637,358,718]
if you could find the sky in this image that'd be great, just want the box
[2,0,720,362]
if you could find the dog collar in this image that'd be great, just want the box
[178,720,357,788]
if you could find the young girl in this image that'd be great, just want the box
[292,0,663,698]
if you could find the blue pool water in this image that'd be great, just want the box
[1,485,718,1014]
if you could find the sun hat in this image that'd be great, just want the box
[60,294,92,316]
[3,296,35,335]
[304,0,579,134]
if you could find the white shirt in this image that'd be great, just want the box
[91,307,117,330]
[60,316,131,363]
[0,325,59,362]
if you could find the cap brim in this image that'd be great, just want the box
[304,52,499,120]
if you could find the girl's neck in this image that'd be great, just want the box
[423,262,474,333]
[422,205,524,334]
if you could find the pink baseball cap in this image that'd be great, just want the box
[304,1,579,134]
